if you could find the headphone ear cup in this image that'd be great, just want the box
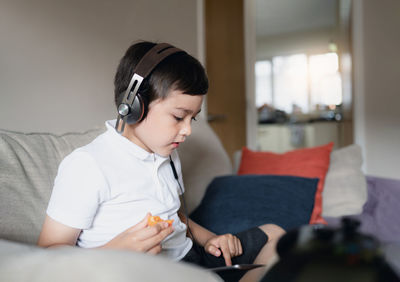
[126,93,146,124]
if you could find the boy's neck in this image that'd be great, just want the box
[121,124,153,155]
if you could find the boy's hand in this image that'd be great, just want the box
[204,234,243,266]
[102,213,173,254]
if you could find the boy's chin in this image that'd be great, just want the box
[154,148,174,158]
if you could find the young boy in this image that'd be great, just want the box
[38,41,285,281]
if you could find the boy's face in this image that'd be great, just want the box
[124,89,204,157]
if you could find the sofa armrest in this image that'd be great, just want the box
[0,239,222,282]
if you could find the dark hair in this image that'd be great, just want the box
[114,41,208,110]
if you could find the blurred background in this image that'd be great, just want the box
[253,0,351,153]
[0,0,399,179]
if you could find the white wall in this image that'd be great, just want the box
[256,27,336,59]
[353,0,400,179]
[0,0,202,133]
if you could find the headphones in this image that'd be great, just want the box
[115,43,185,134]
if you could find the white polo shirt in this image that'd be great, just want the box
[47,120,192,260]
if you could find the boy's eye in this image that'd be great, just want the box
[173,115,198,122]
[174,116,184,121]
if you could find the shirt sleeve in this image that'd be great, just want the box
[46,150,109,229]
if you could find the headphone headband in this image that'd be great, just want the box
[116,43,185,133]
[134,43,184,78]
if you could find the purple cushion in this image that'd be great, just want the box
[325,176,400,243]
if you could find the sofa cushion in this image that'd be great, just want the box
[322,144,367,217]
[190,175,318,234]
[0,128,105,244]
[324,176,400,244]
[237,143,333,225]
[0,239,221,282]
[178,117,232,213]
[363,176,400,243]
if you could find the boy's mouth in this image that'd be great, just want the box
[172,142,180,148]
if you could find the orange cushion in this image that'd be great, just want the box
[237,143,334,225]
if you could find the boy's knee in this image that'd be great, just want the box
[258,224,286,242]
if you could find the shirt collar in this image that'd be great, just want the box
[105,120,169,164]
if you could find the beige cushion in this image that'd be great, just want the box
[322,144,368,217]
[0,128,105,244]
[0,239,221,282]
[178,117,232,213]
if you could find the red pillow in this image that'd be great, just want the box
[238,143,333,225]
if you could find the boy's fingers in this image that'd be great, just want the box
[233,238,239,256]
[238,239,243,255]
[134,223,166,240]
[220,242,232,266]
[147,225,173,244]
[232,236,241,256]
[207,245,221,257]
[140,225,173,251]
[222,250,232,266]
[147,244,162,255]
[157,225,174,240]
[228,238,236,256]
[127,213,151,233]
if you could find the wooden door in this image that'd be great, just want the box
[205,0,246,161]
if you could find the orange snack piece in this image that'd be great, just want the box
[147,216,174,227]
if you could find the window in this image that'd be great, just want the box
[255,52,342,114]
[255,60,272,107]
[309,53,342,107]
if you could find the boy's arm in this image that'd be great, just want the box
[37,215,81,247]
[178,211,243,266]
[178,211,215,246]
[38,213,174,254]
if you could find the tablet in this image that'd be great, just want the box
[209,264,265,272]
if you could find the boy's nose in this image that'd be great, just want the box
[180,121,192,137]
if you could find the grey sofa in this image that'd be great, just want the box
[2,117,400,281]
[0,118,231,282]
